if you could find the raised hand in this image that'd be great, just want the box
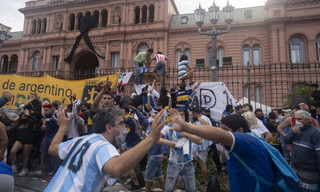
[149,109,165,142]
[168,108,185,132]
[2,91,13,100]
[52,108,72,128]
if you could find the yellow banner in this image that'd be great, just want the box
[0,74,120,109]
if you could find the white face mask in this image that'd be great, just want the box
[115,127,127,147]
[295,121,303,128]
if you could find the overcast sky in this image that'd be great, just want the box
[1,0,266,32]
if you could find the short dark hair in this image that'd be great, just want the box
[147,48,154,54]
[225,104,233,112]
[92,107,124,134]
[179,80,186,91]
[221,114,251,133]
[52,102,59,110]
[179,54,188,62]
[254,108,263,114]
[311,100,320,108]
[242,103,253,111]
[157,51,163,54]
[268,112,276,120]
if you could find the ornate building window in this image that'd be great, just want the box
[316,36,320,61]
[254,86,262,103]
[207,46,224,67]
[101,9,108,27]
[93,10,99,28]
[69,14,75,30]
[37,19,42,34]
[142,5,147,23]
[0,55,8,73]
[77,13,83,30]
[135,6,140,24]
[290,37,305,63]
[184,48,190,59]
[137,43,149,53]
[53,56,59,70]
[111,52,120,68]
[253,44,261,66]
[244,85,262,103]
[175,49,182,67]
[42,18,47,33]
[31,20,36,34]
[31,51,41,71]
[242,44,261,66]
[243,45,250,66]
[149,4,155,22]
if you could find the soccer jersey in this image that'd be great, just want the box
[152,54,167,63]
[193,115,214,151]
[175,89,193,111]
[44,134,119,192]
[226,132,275,192]
[161,124,193,164]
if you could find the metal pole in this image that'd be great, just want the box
[247,61,251,105]
[211,34,217,82]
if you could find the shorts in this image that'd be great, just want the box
[193,148,209,163]
[145,155,164,182]
[153,61,166,75]
[178,70,192,80]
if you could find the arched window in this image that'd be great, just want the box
[135,6,140,24]
[217,46,224,67]
[316,36,320,61]
[31,20,36,34]
[142,5,147,23]
[290,37,305,63]
[254,86,261,103]
[137,43,149,53]
[176,49,182,67]
[101,9,108,27]
[184,48,190,62]
[77,13,83,30]
[243,45,250,66]
[0,55,9,73]
[42,18,47,33]
[85,11,91,16]
[37,19,42,34]
[31,51,41,71]
[149,4,155,22]
[253,44,261,66]
[69,14,75,30]
[93,10,99,28]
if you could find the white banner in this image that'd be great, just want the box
[189,82,237,122]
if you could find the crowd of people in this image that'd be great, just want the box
[0,52,320,192]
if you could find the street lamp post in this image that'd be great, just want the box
[194,2,234,82]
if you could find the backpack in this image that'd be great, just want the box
[291,115,316,127]
[233,133,302,192]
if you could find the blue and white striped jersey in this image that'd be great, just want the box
[193,115,214,151]
[44,134,119,192]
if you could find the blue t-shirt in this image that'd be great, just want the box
[226,132,275,192]
[0,161,13,176]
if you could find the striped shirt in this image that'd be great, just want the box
[178,60,189,79]
[44,134,119,192]
[193,115,214,151]
[176,89,193,111]
[152,54,167,63]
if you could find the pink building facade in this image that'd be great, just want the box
[0,0,320,108]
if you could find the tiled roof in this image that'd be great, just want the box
[7,31,23,40]
[170,6,268,27]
